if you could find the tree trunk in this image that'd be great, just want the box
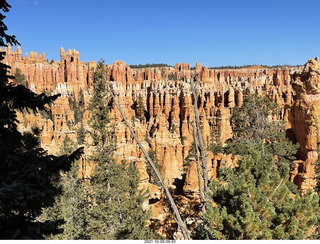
[190,75,209,210]
[106,79,190,240]
[191,121,205,213]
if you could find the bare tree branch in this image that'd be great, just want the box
[191,120,205,213]
[105,79,190,240]
[190,75,209,210]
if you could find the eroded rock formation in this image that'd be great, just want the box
[3,45,319,238]
[290,57,320,191]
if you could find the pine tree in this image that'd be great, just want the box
[183,141,197,170]
[307,107,320,238]
[201,141,319,239]
[146,150,162,186]
[77,123,85,145]
[193,95,320,240]
[14,68,27,87]
[0,1,83,239]
[79,88,85,109]
[231,94,278,142]
[58,135,77,155]
[135,94,145,121]
[229,94,299,164]
[40,135,90,240]
[86,60,156,239]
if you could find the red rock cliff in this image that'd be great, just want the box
[4,46,319,237]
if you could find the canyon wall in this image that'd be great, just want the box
[3,45,319,237]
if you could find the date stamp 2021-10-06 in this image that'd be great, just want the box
[144,240,176,244]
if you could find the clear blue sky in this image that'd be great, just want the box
[5,0,320,67]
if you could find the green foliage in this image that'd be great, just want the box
[40,136,90,240]
[145,133,151,146]
[68,90,84,125]
[197,95,319,240]
[161,69,166,78]
[88,159,156,239]
[58,135,77,156]
[86,60,156,239]
[168,72,177,81]
[68,91,77,110]
[40,105,54,122]
[14,68,27,87]
[146,150,162,186]
[170,123,176,134]
[203,141,319,240]
[77,123,85,145]
[149,124,156,138]
[66,120,72,129]
[0,1,83,239]
[307,108,320,238]
[114,162,157,240]
[230,94,299,165]
[208,123,222,154]
[316,151,320,196]
[231,94,278,142]
[135,95,145,121]
[208,143,223,155]
[79,88,85,109]
[88,60,110,146]
[183,142,196,168]
[180,135,187,145]
[74,109,83,124]
[131,116,135,125]
[191,223,215,240]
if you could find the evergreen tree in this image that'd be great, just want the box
[316,156,320,238]
[149,124,156,138]
[0,1,83,239]
[207,143,223,155]
[183,141,196,168]
[14,68,27,87]
[86,60,156,239]
[77,123,85,145]
[79,88,85,109]
[308,108,320,238]
[40,135,90,240]
[135,94,145,121]
[68,90,84,124]
[229,94,299,164]
[58,135,77,155]
[193,95,320,240]
[200,141,319,239]
[231,94,279,142]
[146,150,162,186]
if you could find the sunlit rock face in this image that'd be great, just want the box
[290,57,320,191]
[6,46,318,237]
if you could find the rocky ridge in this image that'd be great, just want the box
[3,45,319,237]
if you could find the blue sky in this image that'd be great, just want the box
[5,0,320,67]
